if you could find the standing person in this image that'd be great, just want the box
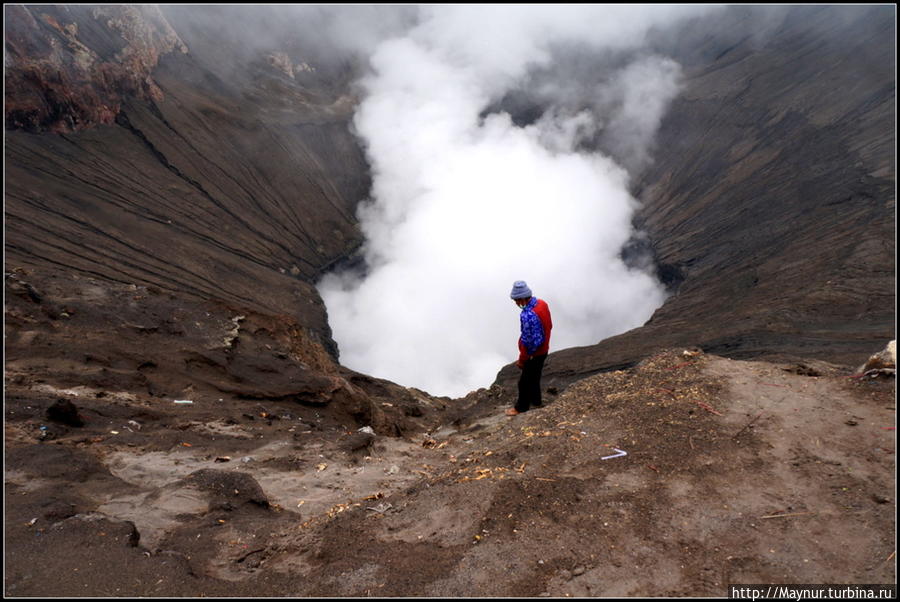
[507,280,553,416]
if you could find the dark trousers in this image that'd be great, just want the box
[516,354,547,412]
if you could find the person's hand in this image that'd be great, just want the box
[516,359,525,370]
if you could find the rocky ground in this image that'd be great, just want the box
[6,291,895,597]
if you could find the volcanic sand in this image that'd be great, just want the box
[4,350,895,596]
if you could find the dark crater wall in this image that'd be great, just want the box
[498,5,895,389]
[5,5,370,354]
[5,5,895,396]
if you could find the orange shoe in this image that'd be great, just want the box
[505,408,520,416]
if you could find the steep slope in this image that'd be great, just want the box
[4,6,410,461]
[499,5,895,391]
[5,5,369,353]
[6,6,894,390]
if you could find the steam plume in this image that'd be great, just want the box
[318,5,714,397]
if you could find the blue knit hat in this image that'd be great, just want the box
[510,280,532,299]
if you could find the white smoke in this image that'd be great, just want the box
[318,5,715,397]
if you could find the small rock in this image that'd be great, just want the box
[55,513,140,547]
[186,469,269,509]
[46,399,84,427]
[572,566,586,576]
[857,340,896,374]
[43,501,78,521]
[340,432,374,453]
[872,493,890,504]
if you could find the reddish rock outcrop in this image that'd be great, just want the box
[5,5,187,132]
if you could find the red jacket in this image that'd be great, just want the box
[518,298,552,363]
